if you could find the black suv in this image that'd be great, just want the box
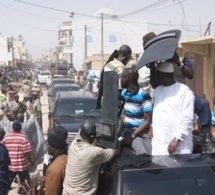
[47,83,80,110]
[49,77,75,89]
[48,91,102,143]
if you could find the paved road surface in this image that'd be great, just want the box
[9,86,49,195]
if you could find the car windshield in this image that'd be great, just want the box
[52,80,74,85]
[121,165,215,195]
[54,99,102,118]
[54,86,80,92]
[40,72,50,76]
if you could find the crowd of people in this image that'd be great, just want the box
[0,66,36,85]
[0,70,46,195]
[74,72,99,96]
[1,30,215,195]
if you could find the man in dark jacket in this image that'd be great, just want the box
[0,128,11,195]
[40,132,68,195]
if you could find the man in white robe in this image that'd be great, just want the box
[151,61,194,155]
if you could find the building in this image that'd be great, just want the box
[0,36,13,66]
[178,35,215,109]
[72,8,148,71]
[58,20,73,64]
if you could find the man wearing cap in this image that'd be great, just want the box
[63,120,119,195]
[43,126,68,176]
[150,61,194,155]
[0,128,11,195]
[137,32,194,92]
[1,120,32,193]
[39,132,68,195]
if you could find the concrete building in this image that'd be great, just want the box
[0,36,12,66]
[58,20,73,64]
[178,35,215,109]
[72,8,148,71]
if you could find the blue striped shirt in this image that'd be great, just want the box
[121,88,153,128]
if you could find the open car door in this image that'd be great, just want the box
[97,71,119,149]
[135,29,181,71]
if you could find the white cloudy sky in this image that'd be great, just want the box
[0,0,214,60]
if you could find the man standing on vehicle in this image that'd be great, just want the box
[104,44,132,90]
[150,61,194,155]
[63,120,119,195]
[96,45,132,109]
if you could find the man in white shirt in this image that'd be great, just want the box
[150,61,194,155]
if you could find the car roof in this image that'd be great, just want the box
[56,90,95,99]
[52,74,64,78]
[52,77,74,81]
[121,153,215,172]
[40,70,50,73]
[53,83,79,87]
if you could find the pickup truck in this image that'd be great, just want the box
[95,70,215,195]
[96,31,215,194]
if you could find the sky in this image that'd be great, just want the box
[0,0,214,61]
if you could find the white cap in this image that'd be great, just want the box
[156,61,174,73]
[34,83,38,87]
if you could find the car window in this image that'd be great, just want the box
[52,80,74,85]
[121,166,215,195]
[54,99,101,117]
[40,72,50,76]
[54,86,80,92]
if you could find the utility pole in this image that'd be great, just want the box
[101,12,104,67]
[204,22,212,36]
[50,47,52,63]
[84,25,87,61]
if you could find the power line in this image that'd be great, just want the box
[118,0,172,19]
[14,0,97,18]
[0,11,58,32]
[118,19,214,27]
[0,2,66,20]
[13,0,191,33]
[178,0,190,38]
[136,0,188,15]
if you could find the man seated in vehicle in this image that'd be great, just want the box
[119,66,153,155]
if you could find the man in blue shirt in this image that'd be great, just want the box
[0,128,11,195]
[120,66,153,155]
